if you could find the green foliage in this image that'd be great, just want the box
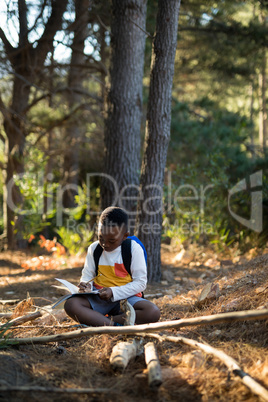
[0,322,17,349]
[30,104,65,130]
[163,154,231,247]
[55,185,95,255]
[164,96,267,249]
[13,148,58,239]
[55,225,93,256]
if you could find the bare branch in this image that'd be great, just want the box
[18,0,28,46]
[0,92,9,120]
[0,313,12,318]
[0,28,15,57]
[0,133,6,144]
[23,87,101,115]
[3,308,268,345]
[0,92,26,141]
[28,101,98,148]
[0,385,117,395]
[8,311,42,327]
[0,298,19,305]
[6,68,41,94]
[34,0,69,67]
[146,333,268,402]
[28,0,48,36]
[96,14,110,32]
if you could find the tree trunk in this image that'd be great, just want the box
[258,11,267,155]
[0,0,68,248]
[4,73,31,248]
[249,80,256,159]
[63,0,90,209]
[259,50,267,155]
[135,0,181,282]
[101,0,147,227]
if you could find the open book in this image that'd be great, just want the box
[52,278,99,309]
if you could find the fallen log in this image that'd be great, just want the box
[144,342,162,388]
[8,311,42,327]
[0,385,116,395]
[110,339,140,371]
[143,333,268,402]
[2,308,268,346]
[0,300,19,305]
[0,313,13,318]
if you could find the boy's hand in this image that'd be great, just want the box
[99,287,112,300]
[78,281,92,293]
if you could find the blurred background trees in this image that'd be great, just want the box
[0,0,267,281]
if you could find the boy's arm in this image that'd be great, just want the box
[80,241,98,284]
[110,241,147,302]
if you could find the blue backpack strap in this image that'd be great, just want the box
[127,235,147,265]
[93,243,103,275]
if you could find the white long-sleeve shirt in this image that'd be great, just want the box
[80,240,147,302]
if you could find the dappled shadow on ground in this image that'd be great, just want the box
[0,258,83,303]
[0,337,203,402]
[0,259,21,269]
[1,249,268,401]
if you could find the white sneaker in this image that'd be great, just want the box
[120,299,136,326]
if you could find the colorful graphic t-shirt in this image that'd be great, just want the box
[81,240,147,302]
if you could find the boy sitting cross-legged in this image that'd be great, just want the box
[64,206,161,327]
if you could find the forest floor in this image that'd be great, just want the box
[0,242,268,402]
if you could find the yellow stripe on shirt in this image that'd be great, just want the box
[94,264,132,289]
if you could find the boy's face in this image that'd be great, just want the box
[98,224,129,252]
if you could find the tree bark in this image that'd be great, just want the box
[0,0,68,248]
[135,0,181,281]
[63,0,90,209]
[258,11,267,155]
[101,0,147,226]
[259,50,267,154]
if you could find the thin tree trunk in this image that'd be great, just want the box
[101,0,147,226]
[63,0,89,208]
[259,50,267,154]
[249,80,256,159]
[43,51,55,238]
[99,23,108,112]
[258,11,267,155]
[3,75,30,248]
[135,0,181,282]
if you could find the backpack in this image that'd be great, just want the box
[93,235,147,276]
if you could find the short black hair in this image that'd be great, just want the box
[99,206,128,229]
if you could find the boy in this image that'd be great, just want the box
[64,206,161,326]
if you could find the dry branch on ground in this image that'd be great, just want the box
[143,333,268,402]
[0,385,117,395]
[110,339,141,371]
[144,342,162,388]
[2,308,268,345]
